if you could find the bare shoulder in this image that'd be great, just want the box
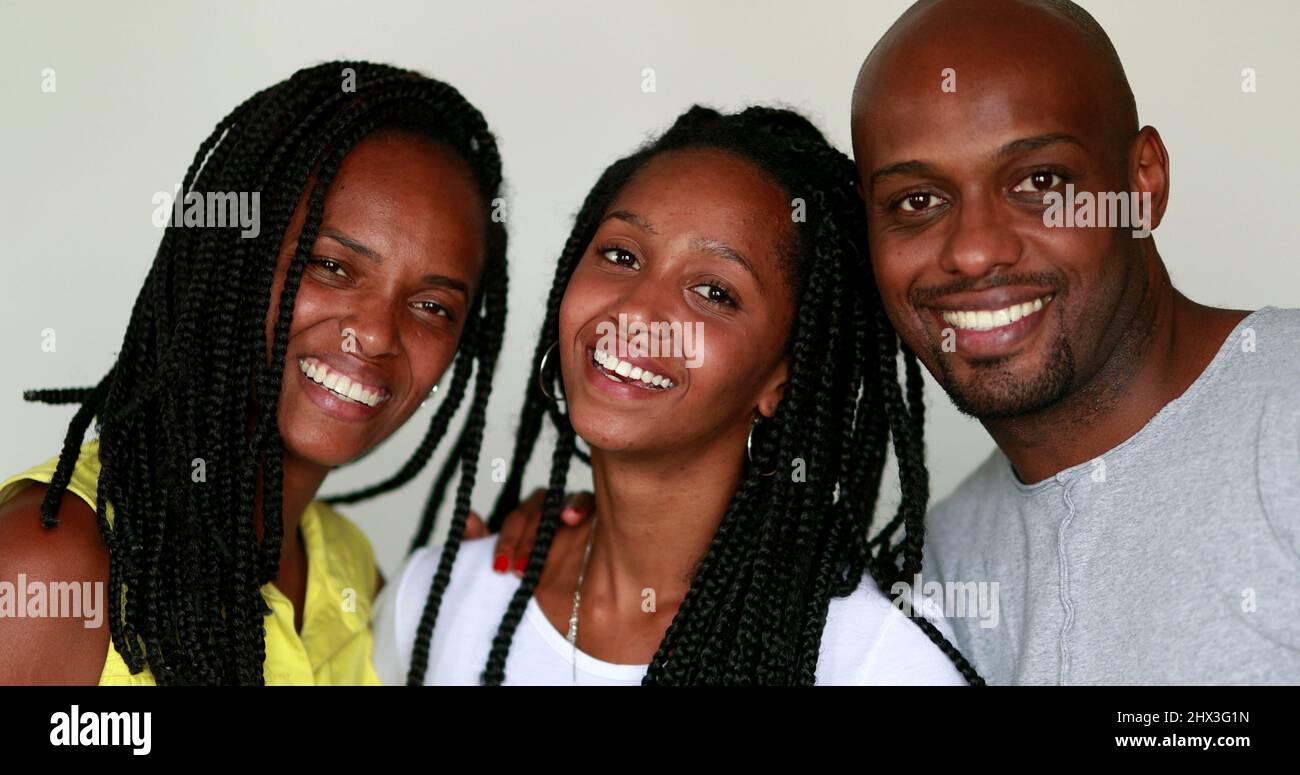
[0,483,111,684]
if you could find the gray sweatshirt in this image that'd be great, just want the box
[922,306,1300,685]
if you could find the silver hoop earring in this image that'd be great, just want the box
[539,341,564,404]
[746,416,777,477]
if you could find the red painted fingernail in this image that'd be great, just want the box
[561,508,576,522]
[493,554,509,573]
[514,556,527,573]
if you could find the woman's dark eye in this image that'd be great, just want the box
[897,192,946,213]
[310,257,348,277]
[1013,171,1063,193]
[689,283,734,306]
[413,300,450,319]
[599,247,641,270]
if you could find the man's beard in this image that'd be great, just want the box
[931,331,1077,420]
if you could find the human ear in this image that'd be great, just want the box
[756,357,789,419]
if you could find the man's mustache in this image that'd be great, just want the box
[909,270,1067,308]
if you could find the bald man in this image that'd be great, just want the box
[851,0,1299,684]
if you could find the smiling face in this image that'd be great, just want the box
[266,129,487,468]
[557,149,797,458]
[852,0,1162,419]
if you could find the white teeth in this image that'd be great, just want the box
[940,294,1054,332]
[591,349,674,389]
[297,358,387,407]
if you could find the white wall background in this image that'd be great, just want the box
[2,0,1296,579]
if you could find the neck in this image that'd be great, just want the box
[982,247,1246,483]
[252,450,329,580]
[581,426,748,616]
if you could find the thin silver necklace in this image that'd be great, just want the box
[565,514,597,685]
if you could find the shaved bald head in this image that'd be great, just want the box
[854,0,1137,155]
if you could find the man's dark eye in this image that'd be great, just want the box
[1014,171,1064,192]
[898,192,945,213]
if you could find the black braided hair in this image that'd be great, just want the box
[404,104,983,685]
[21,61,509,685]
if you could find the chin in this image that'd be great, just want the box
[279,434,359,469]
[566,406,642,455]
[276,410,373,469]
[941,347,1076,420]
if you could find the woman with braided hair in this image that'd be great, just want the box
[0,61,508,685]
[374,105,984,685]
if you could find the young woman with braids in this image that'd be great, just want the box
[374,105,983,685]
[0,61,509,685]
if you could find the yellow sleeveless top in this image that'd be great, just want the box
[0,439,382,685]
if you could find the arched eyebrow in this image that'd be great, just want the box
[993,133,1089,159]
[603,210,658,234]
[321,228,383,263]
[690,238,762,291]
[869,160,937,191]
[603,209,762,289]
[320,228,469,296]
[868,133,1089,191]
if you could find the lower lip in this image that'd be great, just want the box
[934,301,1054,360]
[582,349,675,401]
[298,366,387,422]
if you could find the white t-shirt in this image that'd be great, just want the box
[373,536,968,686]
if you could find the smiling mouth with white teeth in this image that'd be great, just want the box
[591,349,676,389]
[298,356,391,407]
[940,293,1055,332]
